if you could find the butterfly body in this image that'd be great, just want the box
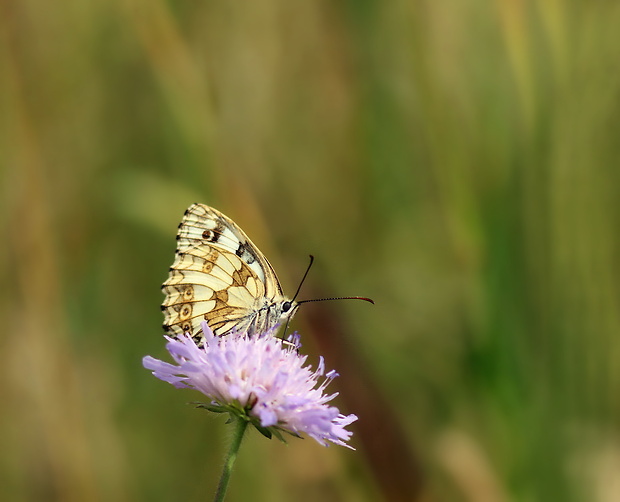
[162,204,299,340]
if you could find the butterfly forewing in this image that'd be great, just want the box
[162,204,296,340]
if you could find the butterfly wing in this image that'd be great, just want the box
[162,204,289,339]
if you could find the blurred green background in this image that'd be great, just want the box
[3,1,620,501]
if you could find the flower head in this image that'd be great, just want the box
[143,322,357,448]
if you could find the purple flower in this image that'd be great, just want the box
[143,322,357,449]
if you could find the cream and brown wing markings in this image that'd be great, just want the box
[161,204,294,340]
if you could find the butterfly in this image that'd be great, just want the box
[162,203,373,342]
[161,203,300,341]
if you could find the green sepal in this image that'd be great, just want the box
[270,427,288,444]
[254,424,273,439]
[279,427,303,440]
[190,401,228,414]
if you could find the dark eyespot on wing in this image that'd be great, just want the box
[202,229,219,242]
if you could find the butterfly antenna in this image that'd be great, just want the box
[280,255,315,339]
[281,256,374,339]
[297,296,375,305]
[292,255,315,302]
[293,255,375,305]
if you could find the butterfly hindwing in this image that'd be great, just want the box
[162,204,297,340]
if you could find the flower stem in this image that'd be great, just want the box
[213,416,248,502]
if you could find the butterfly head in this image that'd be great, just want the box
[271,298,299,328]
[260,297,296,338]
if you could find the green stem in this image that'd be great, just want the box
[213,416,248,502]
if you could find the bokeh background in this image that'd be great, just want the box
[3,1,620,501]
